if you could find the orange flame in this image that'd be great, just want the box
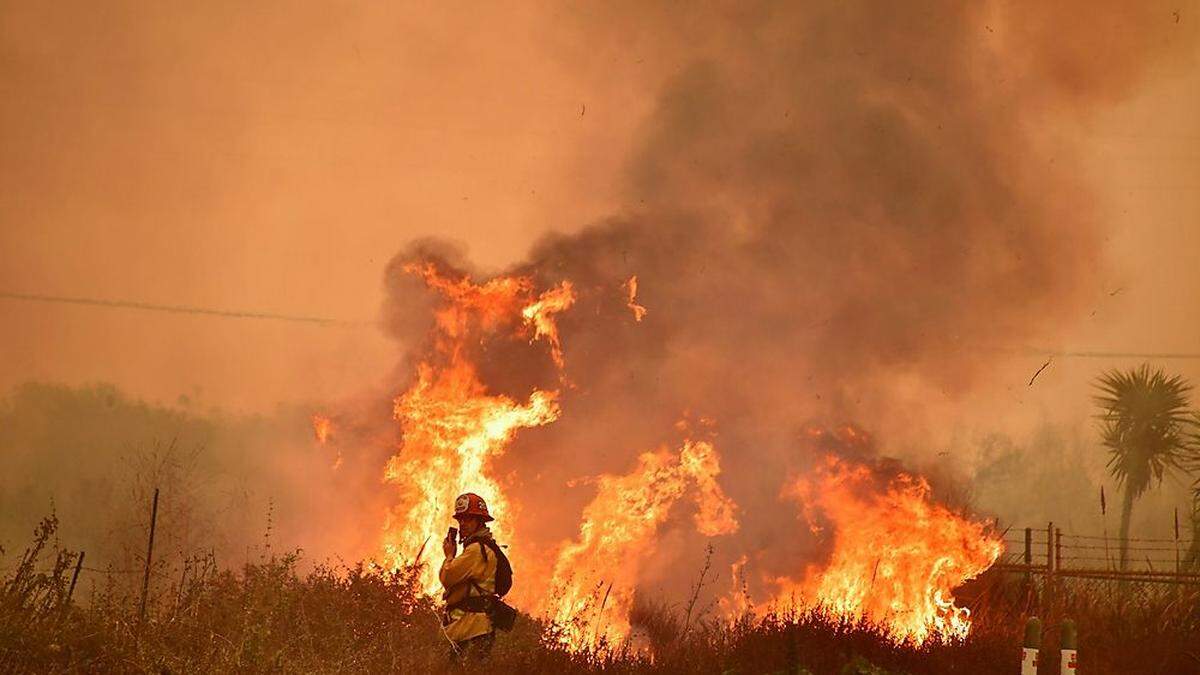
[311,413,343,469]
[718,554,751,617]
[311,414,332,444]
[542,439,738,651]
[624,275,647,322]
[774,455,1002,644]
[381,264,573,594]
[522,281,576,370]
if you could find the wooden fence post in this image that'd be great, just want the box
[66,550,84,604]
[139,488,160,624]
[1175,508,1181,576]
[1045,522,1055,611]
[1046,522,1055,573]
[1055,527,1064,611]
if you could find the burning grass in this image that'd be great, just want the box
[4,516,1199,674]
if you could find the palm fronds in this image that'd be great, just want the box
[1093,364,1193,499]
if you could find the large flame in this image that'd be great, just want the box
[774,454,1003,644]
[381,264,572,594]
[372,265,1000,651]
[541,439,738,651]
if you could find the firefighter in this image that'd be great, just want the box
[440,492,511,663]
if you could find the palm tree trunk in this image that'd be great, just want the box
[1118,486,1135,572]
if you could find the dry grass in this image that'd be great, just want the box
[3,517,1199,674]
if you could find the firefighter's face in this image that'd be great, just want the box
[456,515,483,538]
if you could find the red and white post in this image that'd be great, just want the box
[1060,618,1078,674]
[1022,616,1041,675]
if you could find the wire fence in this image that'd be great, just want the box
[994,523,1200,584]
[9,520,1199,590]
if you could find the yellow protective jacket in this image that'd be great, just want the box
[439,529,498,642]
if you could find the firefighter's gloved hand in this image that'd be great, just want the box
[442,535,457,560]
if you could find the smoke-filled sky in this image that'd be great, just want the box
[3,1,1200,573]
[1,1,1197,418]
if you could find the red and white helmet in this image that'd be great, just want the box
[453,492,494,522]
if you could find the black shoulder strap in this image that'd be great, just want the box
[471,539,489,562]
[468,543,492,597]
[449,543,494,609]
[463,540,501,598]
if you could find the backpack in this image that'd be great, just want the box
[474,539,513,598]
[464,539,516,631]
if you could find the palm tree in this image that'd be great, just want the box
[1094,365,1193,572]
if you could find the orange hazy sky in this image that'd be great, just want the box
[1,2,1197,415]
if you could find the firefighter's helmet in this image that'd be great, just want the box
[453,492,494,522]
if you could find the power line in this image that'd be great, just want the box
[0,291,364,327]
[1032,349,1200,360]
[3,291,1198,359]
